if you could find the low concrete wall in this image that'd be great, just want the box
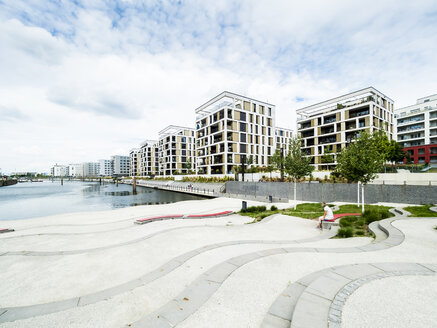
[224,181,437,205]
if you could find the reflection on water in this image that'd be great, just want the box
[0,181,206,220]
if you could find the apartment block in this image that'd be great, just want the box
[111,155,130,176]
[50,164,69,177]
[99,159,114,177]
[82,162,100,177]
[275,127,293,154]
[68,163,83,177]
[395,94,437,164]
[297,87,394,170]
[195,91,275,175]
[138,140,159,176]
[158,126,195,176]
[128,149,139,176]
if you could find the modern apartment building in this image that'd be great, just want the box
[275,127,293,154]
[50,164,69,177]
[82,162,100,177]
[111,155,130,176]
[138,140,159,177]
[195,91,276,175]
[395,94,437,164]
[99,159,114,177]
[158,126,195,176]
[68,163,83,177]
[128,149,139,176]
[297,87,394,170]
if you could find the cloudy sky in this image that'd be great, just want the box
[1,0,437,173]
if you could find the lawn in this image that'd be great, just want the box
[238,203,394,237]
[404,205,437,217]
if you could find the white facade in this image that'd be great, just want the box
[395,94,437,147]
[275,127,293,154]
[111,155,130,176]
[297,87,394,170]
[138,140,159,177]
[68,163,84,177]
[195,91,275,175]
[159,126,195,176]
[82,162,100,177]
[51,164,69,177]
[129,149,139,176]
[99,159,113,176]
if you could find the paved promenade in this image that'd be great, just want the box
[0,198,436,327]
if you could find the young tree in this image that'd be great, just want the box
[272,149,285,181]
[183,160,192,174]
[284,137,314,209]
[336,131,385,212]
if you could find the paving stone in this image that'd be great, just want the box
[315,247,361,253]
[131,311,173,328]
[305,272,351,301]
[173,249,201,264]
[268,284,305,321]
[0,297,79,323]
[204,261,238,283]
[79,278,143,306]
[283,247,317,253]
[261,313,291,328]
[371,262,431,273]
[333,263,383,280]
[175,278,220,311]
[297,269,330,287]
[227,252,262,267]
[291,291,331,328]
[419,263,437,272]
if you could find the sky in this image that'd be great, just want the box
[1,0,437,174]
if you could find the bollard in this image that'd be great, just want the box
[61,178,63,186]
[132,177,137,195]
[242,201,247,212]
[269,195,273,203]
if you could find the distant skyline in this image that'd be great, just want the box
[1,0,437,173]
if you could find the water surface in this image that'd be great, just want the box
[0,181,206,220]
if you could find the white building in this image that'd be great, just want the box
[99,159,114,177]
[297,87,394,170]
[195,91,275,175]
[129,149,139,176]
[394,93,437,164]
[159,126,195,176]
[51,164,69,177]
[82,162,100,177]
[68,163,83,177]
[275,127,293,155]
[138,140,159,177]
[111,155,130,176]
[395,94,437,148]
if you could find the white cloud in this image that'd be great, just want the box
[0,0,436,173]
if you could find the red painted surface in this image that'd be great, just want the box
[186,211,233,218]
[403,144,437,164]
[324,213,361,222]
[136,215,183,223]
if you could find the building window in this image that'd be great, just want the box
[240,144,246,153]
[240,133,246,142]
[240,122,247,132]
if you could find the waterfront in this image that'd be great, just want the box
[0,180,206,220]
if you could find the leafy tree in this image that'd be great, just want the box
[272,149,285,181]
[284,137,314,209]
[336,131,384,212]
[321,146,335,164]
[266,165,274,179]
[387,140,406,164]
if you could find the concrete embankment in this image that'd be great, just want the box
[0,179,17,187]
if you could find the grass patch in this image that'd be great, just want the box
[404,205,437,217]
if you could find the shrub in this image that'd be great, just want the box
[337,227,354,238]
[245,205,267,213]
[363,209,381,224]
[339,218,352,227]
[355,230,365,236]
[270,205,278,211]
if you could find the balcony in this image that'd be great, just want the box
[320,125,334,135]
[319,136,337,144]
[348,107,369,119]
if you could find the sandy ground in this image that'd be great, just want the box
[0,197,436,328]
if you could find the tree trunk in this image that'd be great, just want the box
[361,183,365,213]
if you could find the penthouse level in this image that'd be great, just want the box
[195,91,275,175]
[297,87,394,170]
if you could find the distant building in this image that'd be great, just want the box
[111,155,130,176]
[51,164,69,177]
[99,159,113,177]
[395,93,437,164]
[297,87,394,170]
[129,149,139,176]
[82,162,100,177]
[138,140,159,176]
[275,127,293,155]
[158,126,195,176]
[68,164,83,177]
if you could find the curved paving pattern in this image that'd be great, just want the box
[0,221,338,323]
[2,206,434,327]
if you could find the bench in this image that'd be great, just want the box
[135,215,184,225]
[185,211,234,219]
[321,213,361,230]
[0,228,15,234]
